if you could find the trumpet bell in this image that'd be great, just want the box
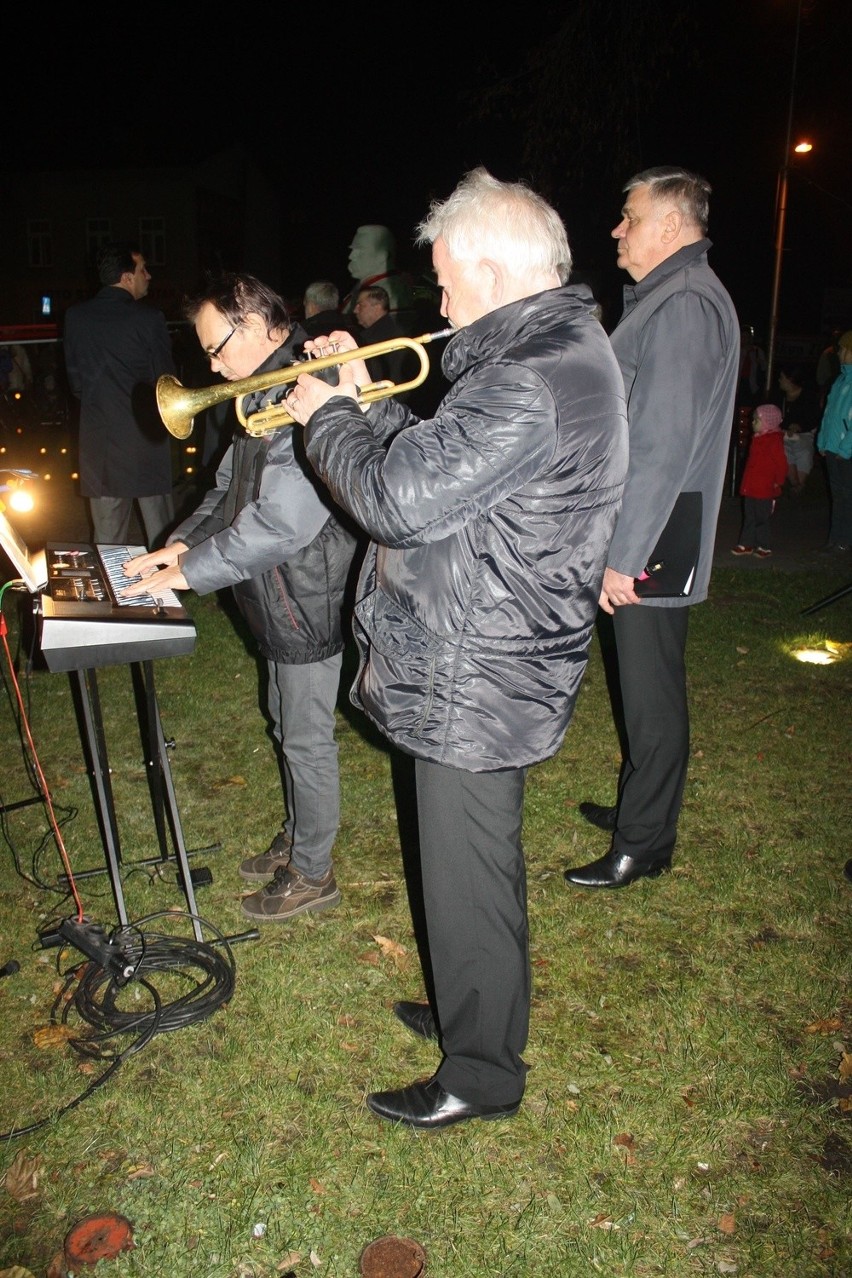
[155,375,231,441]
[156,328,454,440]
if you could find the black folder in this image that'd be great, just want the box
[634,491,702,598]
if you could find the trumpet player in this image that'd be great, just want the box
[285,167,629,1128]
[123,273,358,923]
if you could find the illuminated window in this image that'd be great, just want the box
[86,218,112,263]
[139,217,166,266]
[28,220,53,267]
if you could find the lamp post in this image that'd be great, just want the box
[765,140,812,395]
[764,0,806,395]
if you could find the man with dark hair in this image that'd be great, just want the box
[353,284,412,391]
[564,165,740,889]
[64,241,176,546]
[123,272,358,922]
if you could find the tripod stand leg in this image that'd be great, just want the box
[72,668,129,927]
[139,661,204,942]
[800,579,852,616]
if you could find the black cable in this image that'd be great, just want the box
[0,910,236,1141]
[69,913,236,1041]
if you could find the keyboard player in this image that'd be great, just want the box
[123,272,358,926]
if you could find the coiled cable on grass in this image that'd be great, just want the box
[66,911,236,1048]
[1,911,235,1141]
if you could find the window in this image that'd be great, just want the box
[139,217,165,266]
[28,220,53,268]
[86,218,112,264]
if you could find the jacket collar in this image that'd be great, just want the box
[443,284,598,380]
[622,238,712,309]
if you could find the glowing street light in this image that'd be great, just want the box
[764,0,808,395]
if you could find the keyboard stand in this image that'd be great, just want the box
[66,660,205,941]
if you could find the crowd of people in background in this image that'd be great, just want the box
[731,322,850,555]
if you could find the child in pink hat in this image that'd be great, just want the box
[732,403,788,557]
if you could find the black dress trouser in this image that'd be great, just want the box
[414,758,529,1106]
[611,603,691,863]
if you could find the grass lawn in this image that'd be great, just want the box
[0,564,849,1277]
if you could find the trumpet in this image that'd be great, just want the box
[157,329,454,440]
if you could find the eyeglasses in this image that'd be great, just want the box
[205,324,238,362]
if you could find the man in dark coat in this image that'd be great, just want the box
[63,242,176,547]
[286,167,628,1129]
[123,274,358,923]
[564,166,740,889]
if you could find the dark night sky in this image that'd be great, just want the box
[6,2,850,341]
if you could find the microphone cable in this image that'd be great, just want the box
[2,910,237,1142]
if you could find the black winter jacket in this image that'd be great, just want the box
[171,329,358,664]
[304,286,628,768]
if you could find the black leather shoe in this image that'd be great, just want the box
[564,848,672,889]
[366,1076,521,1129]
[393,1000,438,1042]
[578,801,617,832]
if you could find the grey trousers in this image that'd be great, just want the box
[89,494,175,548]
[414,758,529,1106]
[266,653,342,879]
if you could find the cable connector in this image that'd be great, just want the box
[58,918,135,986]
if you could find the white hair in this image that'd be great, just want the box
[416,166,572,284]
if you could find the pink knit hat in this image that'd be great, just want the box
[755,403,783,431]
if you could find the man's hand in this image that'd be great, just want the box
[121,541,188,599]
[123,542,185,578]
[287,330,365,425]
[599,566,641,615]
[122,565,189,598]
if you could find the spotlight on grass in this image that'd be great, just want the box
[790,640,846,665]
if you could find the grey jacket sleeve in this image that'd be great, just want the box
[175,439,331,596]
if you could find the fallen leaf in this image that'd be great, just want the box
[718,1212,736,1235]
[309,1178,326,1195]
[126,1164,156,1180]
[373,935,407,959]
[277,1253,302,1271]
[717,1262,738,1274]
[2,1151,43,1203]
[588,1213,617,1230]
[806,1017,842,1034]
[838,1051,852,1081]
[736,646,749,654]
[33,1024,76,1049]
[212,775,247,790]
[310,1250,322,1267]
[613,1133,635,1149]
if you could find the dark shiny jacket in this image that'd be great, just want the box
[304,286,628,769]
[172,329,358,664]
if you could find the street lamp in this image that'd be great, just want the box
[765,140,813,394]
[764,0,806,395]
